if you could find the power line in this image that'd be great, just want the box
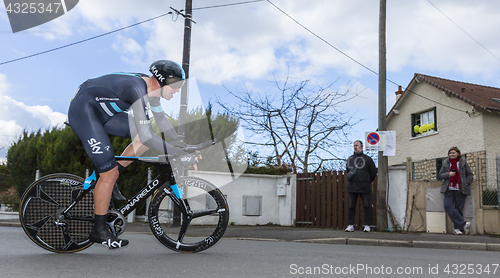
[266,0,469,114]
[193,0,265,10]
[0,0,266,66]
[266,0,401,90]
[406,87,468,113]
[0,1,478,115]
[0,12,176,66]
[266,0,379,77]
[426,0,500,63]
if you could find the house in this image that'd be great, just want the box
[387,73,500,166]
[386,73,500,234]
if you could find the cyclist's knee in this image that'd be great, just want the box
[132,134,143,143]
[100,166,119,181]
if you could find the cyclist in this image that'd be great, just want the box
[68,60,197,249]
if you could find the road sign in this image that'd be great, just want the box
[365,132,381,151]
[364,131,396,155]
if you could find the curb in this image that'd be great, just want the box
[294,238,413,248]
[235,237,284,242]
[0,221,21,228]
[348,238,380,246]
[1,221,498,252]
[292,237,499,252]
[486,243,500,252]
[379,239,413,248]
[294,238,347,244]
[413,241,487,251]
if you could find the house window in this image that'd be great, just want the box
[412,107,437,137]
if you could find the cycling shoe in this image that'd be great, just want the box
[90,229,129,249]
[91,214,129,249]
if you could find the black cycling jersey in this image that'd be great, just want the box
[68,73,181,173]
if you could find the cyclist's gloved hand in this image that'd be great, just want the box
[170,140,187,149]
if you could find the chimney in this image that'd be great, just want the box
[395,86,404,102]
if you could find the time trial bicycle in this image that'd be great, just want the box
[18,140,229,253]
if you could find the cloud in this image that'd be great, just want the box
[26,3,81,40]
[24,0,495,88]
[113,36,144,65]
[0,74,9,96]
[5,0,498,163]
[8,0,500,86]
[339,81,378,117]
[0,95,67,131]
[76,0,174,31]
[0,74,67,160]
[386,1,500,77]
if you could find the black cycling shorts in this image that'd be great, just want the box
[68,94,135,173]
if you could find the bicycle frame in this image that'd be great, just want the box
[19,137,226,253]
[59,155,182,223]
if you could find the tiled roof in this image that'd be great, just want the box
[413,73,500,111]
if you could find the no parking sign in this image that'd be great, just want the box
[365,132,381,152]
[367,132,380,145]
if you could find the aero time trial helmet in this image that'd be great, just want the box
[149,60,186,89]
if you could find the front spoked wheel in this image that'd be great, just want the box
[19,173,95,253]
[148,177,229,253]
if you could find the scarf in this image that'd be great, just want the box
[449,158,460,186]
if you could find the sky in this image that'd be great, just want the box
[1,0,500,163]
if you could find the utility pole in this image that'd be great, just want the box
[173,0,193,227]
[178,0,192,138]
[377,0,388,232]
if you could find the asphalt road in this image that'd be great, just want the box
[1,226,500,278]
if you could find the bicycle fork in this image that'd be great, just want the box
[168,182,221,246]
[164,181,193,244]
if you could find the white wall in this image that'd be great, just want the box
[388,166,407,231]
[183,171,297,226]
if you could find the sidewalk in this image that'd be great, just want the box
[2,213,499,252]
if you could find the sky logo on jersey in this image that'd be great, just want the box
[88,138,103,154]
[4,0,79,33]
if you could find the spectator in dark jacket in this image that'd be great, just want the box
[438,146,473,235]
[345,140,377,232]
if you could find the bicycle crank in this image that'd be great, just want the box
[106,209,126,236]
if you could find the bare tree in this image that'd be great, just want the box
[218,76,361,173]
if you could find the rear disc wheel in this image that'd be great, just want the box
[19,174,95,253]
